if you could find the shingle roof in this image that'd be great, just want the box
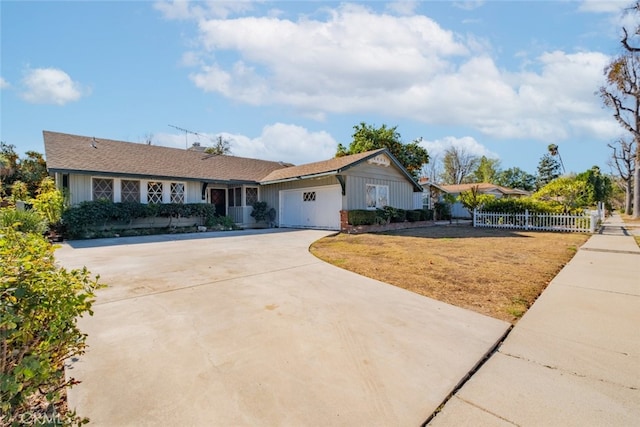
[43,131,288,183]
[260,149,386,183]
[439,183,530,196]
[43,131,422,190]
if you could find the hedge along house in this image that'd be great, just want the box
[43,131,424,231]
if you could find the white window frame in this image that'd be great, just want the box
[245,186,259,206]
[366,184,389,209]
[147,181,164,204]
[121,180,141,203]
[170,182,185,204]
[92,178,114,202]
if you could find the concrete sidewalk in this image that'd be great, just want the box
[429,214,640,426]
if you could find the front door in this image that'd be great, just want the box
[210,189,227,216]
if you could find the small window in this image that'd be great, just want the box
[121,180,140,203]
[303,191,316,202]
[366,184,388,209]
[147,182,163,204]
[228,187,241,207]
[93,178,113,201]
[170,182,185,204]
[246,187,258,206]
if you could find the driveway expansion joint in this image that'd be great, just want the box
[498,350,638,390]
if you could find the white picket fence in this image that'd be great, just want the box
[473,209,600,233]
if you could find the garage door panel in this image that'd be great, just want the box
[279,185,341,230]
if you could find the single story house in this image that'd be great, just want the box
[422,182,531,219]
[43,131,424,230]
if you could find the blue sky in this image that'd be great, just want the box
[0,0,633,179]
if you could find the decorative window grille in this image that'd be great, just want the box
[147,182,163,204]
[170,182,185,204]
[303,191,316,202]
[246,187,258,205]
[93,178,113,201]
[121,180,140,203]
[366,184,389,209]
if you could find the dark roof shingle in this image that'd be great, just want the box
[260,149,385,183]
[43,131,287,182]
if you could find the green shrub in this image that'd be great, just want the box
[424,209,434,221]
[0,208,47,235]
[480,197,564,214]
[0,226,100,424]
[389,208,406,223]
[347,210,377,226]
[406,210,422,222]
[434,202,451,220]
[62,201,221,238]
[31,177,65,227]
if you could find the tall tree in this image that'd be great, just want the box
[608,138,635,214]
[576,166,613,207]
[471,156,501,183]
[536,154,562,190]
[495,167,536,191]
[439,146,479,184]
[600,2,640,218]
[337,122,429,178]
[19,151,48,196]
[204,136,232,155]
[420,153,442,184]
[1,142,20,198]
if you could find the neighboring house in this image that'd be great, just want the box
[421,182,530,219]
[43,131,423,230]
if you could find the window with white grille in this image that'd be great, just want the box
[93,178,113,201]
[366,184,388,209]
[170,183,185,204]
[303,191,316,202]
[246,187,258,205]
[147,182,163,204]
[121,180,140,203]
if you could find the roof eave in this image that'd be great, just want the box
[261,170,339,185]
[47,168,259,185]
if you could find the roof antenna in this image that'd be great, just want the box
[169,124,204,149]
[91,137,98,149]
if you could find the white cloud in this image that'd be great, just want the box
[420,136,498,160]
[164,2,618,145]
[155,123,337,165]
[385,1,419,16]
[0,77,9,89]
[154,0,256,20]
[578,0,627,14]
[20,68,87,105]
[453,1,485,11]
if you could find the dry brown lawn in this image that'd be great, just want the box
[621,214,640,247]
[310,225,589,323]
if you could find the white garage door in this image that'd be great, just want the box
[279,185,342,230]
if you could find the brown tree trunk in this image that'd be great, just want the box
[634,142,640,218]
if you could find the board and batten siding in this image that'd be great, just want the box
[65,173,202,204]
[68,174,92,205]
[342,161,417,210]
[260,176,342,224]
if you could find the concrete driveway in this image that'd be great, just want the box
[56,229,509,426]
